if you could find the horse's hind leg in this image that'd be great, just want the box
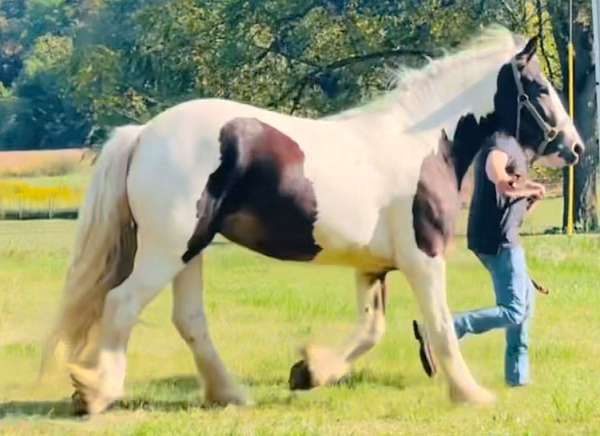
[404,255,495,405]
[71,243,181,415]
[289,271,386,389]
[172,253,246,406]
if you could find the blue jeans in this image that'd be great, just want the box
[454,245,535,386]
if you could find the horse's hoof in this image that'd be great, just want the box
[450,384,496,406]
[71,389,89,416]
[205,387,250,407]
[289,360,315,390]
[70,372,119,415]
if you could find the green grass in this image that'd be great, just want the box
[1,216,599,435]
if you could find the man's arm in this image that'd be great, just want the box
[485,150,545,200]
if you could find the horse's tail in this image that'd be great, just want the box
[42,125,143,372]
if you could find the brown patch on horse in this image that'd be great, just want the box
[412,114,489,258]
[412,130,460,257]
[182,118,321,262]
[220,211,265,247]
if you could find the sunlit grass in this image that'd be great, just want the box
[0,219,599,435]
[0,171,598,434]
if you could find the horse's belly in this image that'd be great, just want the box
[220,207,321,262]
[308,198,396,271]
[311,246,394,271]
[219,209,394,271]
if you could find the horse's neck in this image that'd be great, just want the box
[403,71,497,136]
[340,78,501,194]
[355,48,509,141]
[329,38,519,182]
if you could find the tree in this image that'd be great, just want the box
[0,0,91,149]
[1,0,596,224]
[0,34,90,149]
[547,0,598,231]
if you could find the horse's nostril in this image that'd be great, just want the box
[573,143,584,156]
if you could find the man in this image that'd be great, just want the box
[414,132,545,387]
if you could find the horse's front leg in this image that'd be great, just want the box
[404,255,495,405]
[289,271,386,389]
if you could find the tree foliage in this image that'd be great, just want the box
[0,0,540,149]
[1,0,596,229]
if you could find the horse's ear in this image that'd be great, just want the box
[439,129,452,158]
[515,36,538,67]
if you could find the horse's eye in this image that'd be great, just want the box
[539,87,549,95]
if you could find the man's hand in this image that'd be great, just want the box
[486,150,546,200]
[524,181,546,201]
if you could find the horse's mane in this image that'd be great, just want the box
[333,26,519,119]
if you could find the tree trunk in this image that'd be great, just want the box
[551,3,599,231]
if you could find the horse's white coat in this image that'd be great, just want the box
[53,28,574,413]
[129,28,517,272]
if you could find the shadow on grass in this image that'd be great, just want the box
[241,367,407,392]
[339,369,407,390]
[0,397,201,420]
[0,376,201,420]
[143,374,199,392]
[0,370,407,419]
[0,399,75,419]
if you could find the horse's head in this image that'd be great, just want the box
[493,36,584,167]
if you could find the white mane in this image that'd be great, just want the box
[334,26,520,128]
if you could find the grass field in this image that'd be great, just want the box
[0,171,91,220]
[0,150,92,219]
[1,205,599,434]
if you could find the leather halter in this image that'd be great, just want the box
[510,59,558,155]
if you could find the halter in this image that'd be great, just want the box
[510,59,558,155]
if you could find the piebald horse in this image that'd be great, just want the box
[45,29,583,414]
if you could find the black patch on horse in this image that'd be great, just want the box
[182,118,322,263]
[412,114,492,257]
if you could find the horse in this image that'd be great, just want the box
[44,28,583,415]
